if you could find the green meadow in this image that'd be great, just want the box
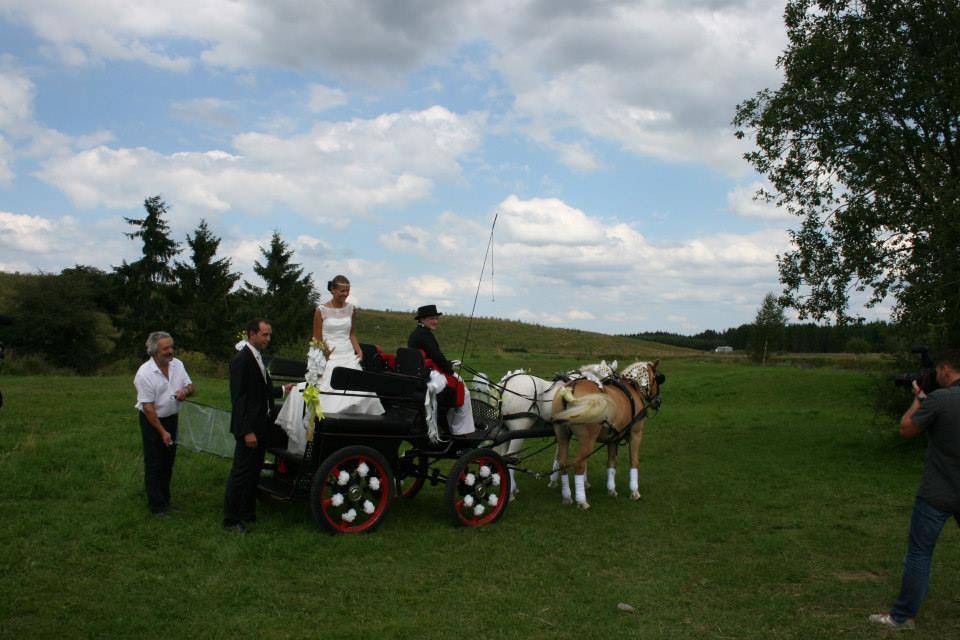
[1,355,957,639]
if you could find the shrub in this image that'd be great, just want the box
[1,351,73,375]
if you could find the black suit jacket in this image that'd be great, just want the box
[408,324,453,374]
[229,346,282,438]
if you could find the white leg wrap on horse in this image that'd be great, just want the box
[549,458,560,484]
[574,474,587,504]
[606,467,616,493]
[560,475,572,501]
[629,468,639,492]
[509,468,517,495]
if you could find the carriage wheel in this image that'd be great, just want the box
[311,445,395,534]
[444,448,511,527]
[395,449,427,499]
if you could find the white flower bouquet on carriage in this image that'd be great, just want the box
[275,338,330,455]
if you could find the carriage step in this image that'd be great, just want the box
[257,475,297,501]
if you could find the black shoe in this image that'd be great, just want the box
[223,522,248,534]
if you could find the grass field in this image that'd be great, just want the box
[2,358,958,639]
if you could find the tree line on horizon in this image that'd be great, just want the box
[0,196,318,373]
[0,197,905,377]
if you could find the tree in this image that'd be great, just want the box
[9,268,120,372]
[173,220,240,357]
[114,196,181,351]
[733,0,960,345]
[752,293,786,364]
[239,231,318,347]
[119,196,180,285]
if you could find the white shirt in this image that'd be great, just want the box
[134,356,193,418]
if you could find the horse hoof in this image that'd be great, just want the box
[630,491,642,501]
[608,489,618,498]
[547,479,558,489]
[562,497,573,506]
[576,501,591,511]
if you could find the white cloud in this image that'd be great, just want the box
[170,97,238,127]
[378,225,431,256]
[308,84,347,112]
[6,1,785,175]
[727,182,789,220]
[0,210,57,252]
[0,68,35,132]
[36,106,485,223]
[567,308,595,320]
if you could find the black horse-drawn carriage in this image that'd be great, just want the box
[258,346,549,534]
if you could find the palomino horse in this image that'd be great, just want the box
[494,360,617,499]
[550,360,663,509]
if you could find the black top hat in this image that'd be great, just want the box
[414,304,443,320]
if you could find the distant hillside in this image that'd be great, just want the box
[347,309,697,359]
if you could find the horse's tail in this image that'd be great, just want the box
[552,387,615,426]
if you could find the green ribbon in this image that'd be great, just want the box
[302,384,323,440]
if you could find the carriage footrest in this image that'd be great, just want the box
[257,475,297,501]
[267,447,304,464]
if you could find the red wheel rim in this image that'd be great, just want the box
[453,455,508,526]
[318,454,390,533]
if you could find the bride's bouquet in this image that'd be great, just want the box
[303,338,332,438]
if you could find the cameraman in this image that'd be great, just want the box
[870,349,960,630]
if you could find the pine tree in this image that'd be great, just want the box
[174,220,240,357]
[239,231,318,348]
[114,195,181,352]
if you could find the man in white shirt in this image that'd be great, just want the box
[134,331,194,516]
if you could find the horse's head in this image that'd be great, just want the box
[619,360,664,404]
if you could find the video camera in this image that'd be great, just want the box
[893,346,938,395]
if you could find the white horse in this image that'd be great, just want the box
[494,360,617,499]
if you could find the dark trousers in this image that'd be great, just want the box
[139,412,178,514]
[223,425,288,526]
[223,438,267,525]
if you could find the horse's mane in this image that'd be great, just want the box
[619,361,652,388]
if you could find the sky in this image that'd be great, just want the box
[0,0,891,335]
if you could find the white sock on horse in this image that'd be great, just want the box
[629,468,639,493]
[606,467,616,493]
[560,475,572,501]
[508,468,517,495]
[574,474,587,504]
[549,458,560,484]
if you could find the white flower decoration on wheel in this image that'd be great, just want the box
[342,508,357,523]
[362,500,375,515]
[464,473,476,487]
[473,504,485,516]
[330,493,344,507]
[357,462,369,478]
[463,494,475,507]
[368,476,380,491]
[491,473,501,486]
[488,494,498,507]
[479,465,491,478]
[337,470,351,486]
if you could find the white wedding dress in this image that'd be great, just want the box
[316,303,384,415]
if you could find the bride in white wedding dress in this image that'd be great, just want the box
[312,275,384,415]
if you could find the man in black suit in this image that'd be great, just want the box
[223,318,292,532]
[408,304,475,435]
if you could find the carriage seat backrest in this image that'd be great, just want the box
[395,347,427,379]
[360,343,391,373]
